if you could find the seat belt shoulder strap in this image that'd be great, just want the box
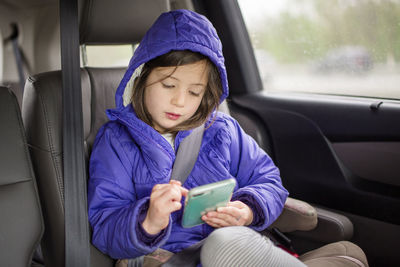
[171,124,205,184]
[60,0,91,266]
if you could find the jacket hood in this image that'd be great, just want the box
[114,9,229,109]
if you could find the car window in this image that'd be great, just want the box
[82,44,133,67]
[238,0,400,100]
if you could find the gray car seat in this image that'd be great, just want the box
[21,1,167,266]
[21,0,368,266]
[22,69,120,267]
[0,86,43,267]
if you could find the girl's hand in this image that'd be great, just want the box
[142,180,188,235]
[201,200,254,228]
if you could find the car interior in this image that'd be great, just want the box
[0,86,43,267]
[0,0,399,267]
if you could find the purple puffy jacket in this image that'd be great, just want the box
[88,9,288,259]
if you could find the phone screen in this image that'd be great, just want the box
[181,178,236,228]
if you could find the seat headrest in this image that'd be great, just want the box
[0,87,33,186]
[79,0,171,45]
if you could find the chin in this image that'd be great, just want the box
[159,124,178,132]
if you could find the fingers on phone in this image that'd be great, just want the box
[150,184,186,214]
[227,200,246,208]
[205,221,222,228]
[171,200,182,211]
[217,206,240,217]
[178,186,188,197]
[160,185,182,202]
[204,215,238,227]
[152,183,188,197]
[169,180,188,194]
[204,211,243,227]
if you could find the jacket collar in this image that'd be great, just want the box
[106,105,194,178]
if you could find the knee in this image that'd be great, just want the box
[201,226,269,266]
[204,226,250,246]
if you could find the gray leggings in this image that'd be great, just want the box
[200,226,306,267]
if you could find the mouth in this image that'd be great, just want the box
[165,112,181,120]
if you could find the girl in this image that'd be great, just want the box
[88,9,305,267]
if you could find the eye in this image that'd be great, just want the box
[189,91,201,97]
[161,82,175,89]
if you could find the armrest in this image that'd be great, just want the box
[316,207,354,240]
[269,197,318,232]
[287,206,354,244]
[270,198,354,244]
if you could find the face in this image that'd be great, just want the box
[144,60,209,133]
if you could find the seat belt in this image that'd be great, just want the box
[60,0,91,266]
[171,124,205,184]
[4,23,26,92]
[163,125,205,266]
[127,125,205,267]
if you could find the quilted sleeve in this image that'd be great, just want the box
[88,124,171,259]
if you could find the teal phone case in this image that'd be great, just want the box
[181,178,236,228]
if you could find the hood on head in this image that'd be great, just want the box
[115,9,229,109]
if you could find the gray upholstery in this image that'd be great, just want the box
[300,241,369,267]
[85,67,125,153]
[20,0,172,265]
[269,197,318,233]
[79,0,171,45]
[229,104,273,156]
[22,68,123,267]
[0,86,43,267]
[300,207,354,243]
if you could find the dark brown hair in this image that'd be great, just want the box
[131,50,222,133]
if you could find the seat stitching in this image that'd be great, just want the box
[304,255,365,267]
[9,89,36,184]
[5,87,45,263]
[36,82,65,207]
[318,212,345,237]
[336,255,365,267]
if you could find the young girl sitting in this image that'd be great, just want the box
[88,9,305,267]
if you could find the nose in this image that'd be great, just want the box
[171,89,185,107]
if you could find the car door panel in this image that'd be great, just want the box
[332,142,400,187]
[230,93,400,225]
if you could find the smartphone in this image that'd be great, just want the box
[181,178,236,228]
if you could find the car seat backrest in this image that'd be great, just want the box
[79,0,171,45]
[22,68,122,267]
[229,103,274,158]
[85,67,125,153]
[21,1,171,266]
[0,86,43,267]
